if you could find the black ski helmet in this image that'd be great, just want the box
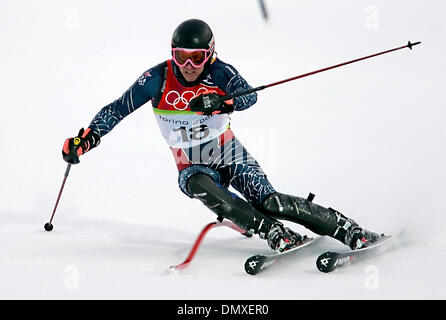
[171,19,215,56]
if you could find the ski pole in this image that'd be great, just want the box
[45,135,84,231]
[44,163,72,231]
[220,40,421,102]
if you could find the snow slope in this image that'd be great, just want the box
[1,0,445,299]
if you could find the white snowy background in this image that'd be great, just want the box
[1,0,445,299]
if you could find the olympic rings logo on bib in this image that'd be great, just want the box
[165,87,215,111]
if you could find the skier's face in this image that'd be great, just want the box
[178,62,204,82]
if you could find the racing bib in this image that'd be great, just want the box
[153,60,230,148]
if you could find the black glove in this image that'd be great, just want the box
[62,128,101,164]
[189,93,234,115]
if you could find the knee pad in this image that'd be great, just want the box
[186,172,278,236]
[178,165,222,197]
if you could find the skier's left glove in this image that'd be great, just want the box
[189,93,234,115]
[62,128,101,164]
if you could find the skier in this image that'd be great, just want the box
[62,19,381,253]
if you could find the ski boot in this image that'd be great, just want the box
[266,223,304,253]
[328,207,383,250]
[345,226,382,250]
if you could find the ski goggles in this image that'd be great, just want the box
[172,48,211,68]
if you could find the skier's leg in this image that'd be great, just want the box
[209,136,305,252]
[258,192,380,249]
[178,165,302,252]
[179,165,272,236]
[210,136,379,250]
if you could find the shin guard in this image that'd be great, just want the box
[186,173,279,238]
[260,192,360,245]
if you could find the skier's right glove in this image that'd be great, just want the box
[62,128,101,164]
[189,92,234,115]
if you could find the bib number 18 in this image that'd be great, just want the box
[173,125,209,142]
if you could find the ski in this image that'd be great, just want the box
[244,236,321,275]
[316,235,394,273]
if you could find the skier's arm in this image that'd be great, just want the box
[88,65,164,137]
[226,68,257,111]
[62,63,164,164]
[188,61,257,114]
[222,64,257,111]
